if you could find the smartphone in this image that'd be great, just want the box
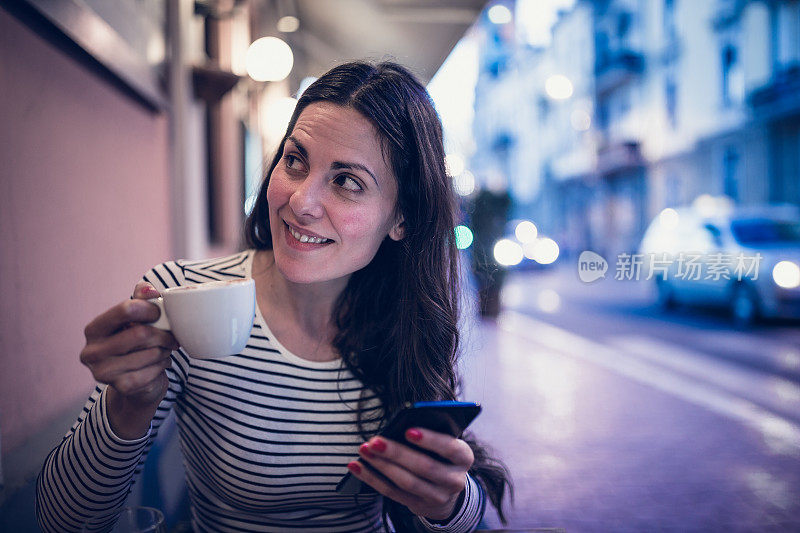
[335,401,482,495]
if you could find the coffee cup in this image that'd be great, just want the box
[147,278,255,358]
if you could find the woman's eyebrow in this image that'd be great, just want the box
[287,136,380,189]
[330,162,379,189]
[286,136,309,159]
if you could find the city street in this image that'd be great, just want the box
[462,266,800,532]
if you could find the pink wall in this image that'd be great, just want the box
[0,9,173,453]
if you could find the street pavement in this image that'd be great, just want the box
[461,266,800,532]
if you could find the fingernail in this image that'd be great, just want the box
[347,461,362,474]
[359,443,374,458]
[144,286,158,297]
[370,438,387,453]
[406,428,423,442]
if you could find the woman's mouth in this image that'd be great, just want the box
[284,222,333,246]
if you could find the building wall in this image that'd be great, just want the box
[0,8,172,454]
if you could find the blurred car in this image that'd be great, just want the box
[639,198,800,326]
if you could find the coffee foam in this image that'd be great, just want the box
[167,278,252,293]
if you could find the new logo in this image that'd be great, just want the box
[578,251,608,283]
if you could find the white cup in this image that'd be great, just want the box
[148,278,255,358]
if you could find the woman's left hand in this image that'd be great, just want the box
[349,428,474,521]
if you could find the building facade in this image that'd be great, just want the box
[471,0,800,259]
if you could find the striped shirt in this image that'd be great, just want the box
[36,250,485,532]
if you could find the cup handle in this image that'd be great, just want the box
[147,297,171,331]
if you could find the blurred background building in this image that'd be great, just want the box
[467,0,800,260]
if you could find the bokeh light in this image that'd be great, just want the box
[453,170,476,196]
[494,239,524,266]
[454,225,474,250]
[525,237,560,264]
[773,261,800,289]
[277,16,299,33]
[545,75,574,100]
[780,349,800,370]
[488,4,512,24]
[246,37,293,82]
[537,289,561,313]
[570,109,591,131]
[515,220,539,243]
[692,194,733,217]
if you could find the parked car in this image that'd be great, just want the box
[639,199,800,326]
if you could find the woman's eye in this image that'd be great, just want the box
[334,175,363,192]
[284,154,304,171]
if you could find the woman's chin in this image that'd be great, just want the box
[274,262,310,284]
[273,259,340,286]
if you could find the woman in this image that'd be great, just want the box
[37,61,511,532]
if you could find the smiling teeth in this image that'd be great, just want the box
[289,225,329,244]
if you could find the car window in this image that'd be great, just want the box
[731,219,800,245]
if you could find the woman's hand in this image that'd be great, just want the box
[349,428,474,521]
[79,281,179,439]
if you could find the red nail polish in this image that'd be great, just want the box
[406,428,423,442]
[359,443,374,458]
[371,438,387,453]
[348,461,362,474]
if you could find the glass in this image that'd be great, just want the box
[81,507,165,533]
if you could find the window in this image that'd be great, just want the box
[538,96,550,123]
[618,85,631,116]
[723,147,739,201]
[663,0,676,38]
[662,0,679,61]
[597,99,609,131]
[769,2,780,72]
[666,174,681,206]
[617,11,631,39]
[721,45,743,107]
[665,75,677,128]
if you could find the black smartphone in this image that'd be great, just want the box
[335,401,482,495]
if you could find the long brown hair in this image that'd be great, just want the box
[244,60,512,524]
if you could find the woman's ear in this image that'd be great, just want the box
[388,216,405,241]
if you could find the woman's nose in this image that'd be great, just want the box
[288,178,325,220]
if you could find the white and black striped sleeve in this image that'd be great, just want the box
[35,261,189,533]
[35,378,180,532]
[417,473,487,533]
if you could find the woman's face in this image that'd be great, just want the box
[266,102,404,287]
